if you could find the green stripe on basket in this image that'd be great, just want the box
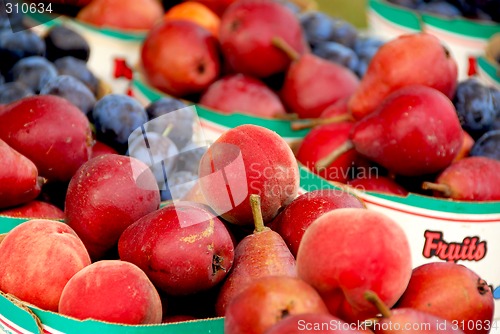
[477,56,500,81]
[422,14,500,40]
[369,0,422,31]
[132,78,310,139]
[25,11,65,28]
[69,19,147,41]
[0,293,43,334]
[0,216,31,233]
[298,166,500,215]
[30,306,224,334]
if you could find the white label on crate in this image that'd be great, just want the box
[63,20,142,95]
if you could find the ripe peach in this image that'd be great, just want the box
[0,220,91,311]
[198,124,300,225]
[65,154,160,260]
[59,260,162,324]
[297,208,412,322]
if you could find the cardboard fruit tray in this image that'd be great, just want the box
[1,164,499,333]
[367,0,500,80]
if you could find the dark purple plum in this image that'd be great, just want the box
[299,11,358,48]
[40,75,96,115]
[313,41,359,74]
[9,56,58,93]
[0,30,45,75]
[92,94,148,153]
[44,25,90,62]
[453,78,499,138]
[470,130,500,160]
[0,81,33,104]
[54,56,99,96]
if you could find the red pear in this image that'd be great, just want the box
[347,176,408,196]
[215,195,296,316]
[365,291,465,334]
[192,0,238,16]
[90,141,118,159]
[0,95,93,182]
[422,156,500,201]
[269,189,365,256]
[395,262,494,334]
[290,97,352,131]
[224,276,329,334]
[296,122,358,183]
[118,201,234,296]
[0,200,64,219]
[0,139,43,209]
[219,0,308,78]
[275,38,359,119]
[199,74,286,118]
[265,313,370,333]
[65,154,161,260]
[349,33,458,120]
[322,85,463,177]
[141,20,221,97]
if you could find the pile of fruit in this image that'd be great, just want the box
[137,0,500,200]
[0,0,499,333]
[0,121,497,332]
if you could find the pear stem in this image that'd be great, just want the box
[291,113,353,131]
[364,291,392,318]
[315,140,355,170]
[272,36,300,62]
[422,182,452,197]
[250,194,266,233]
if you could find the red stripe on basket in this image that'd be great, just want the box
[0,316,24,334]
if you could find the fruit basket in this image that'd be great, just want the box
[0,287,223,334]
[1,163,500,333]
[367,0,500,80]
[297,166,500,320]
